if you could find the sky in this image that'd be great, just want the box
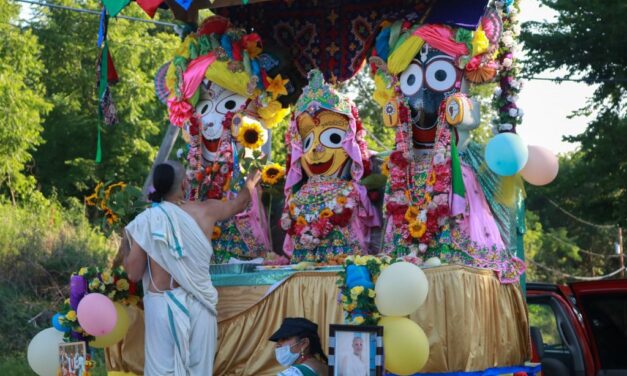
[516,0,594,154]
[18,0,594,155]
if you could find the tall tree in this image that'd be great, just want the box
[521,0,626,279]
[0,0,50,203]
[32,0,179,199]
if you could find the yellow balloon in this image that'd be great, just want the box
[90,303,129,348]
[380,316,429,375]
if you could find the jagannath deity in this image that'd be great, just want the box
[281,70,380,263]
[371,11,525,283]
[163,16,289,263]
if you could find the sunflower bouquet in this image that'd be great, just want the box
[85,181,146,234]
[231,118,269,190]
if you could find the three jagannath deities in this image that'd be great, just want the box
[281,70,380,263]
[371,11,525,283]
[164,16,289,263]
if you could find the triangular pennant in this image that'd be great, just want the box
[136,0,164,18]
[97,8,107,48]
[107,49,119,84]
[174,0,193,11]
[102,0,130,17]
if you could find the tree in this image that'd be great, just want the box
[0,0,50,203]
[31,0,179,199]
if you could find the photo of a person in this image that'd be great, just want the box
[337,333,369,376]
[57,342,86,376]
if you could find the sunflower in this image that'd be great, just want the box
[211,226,221,240]
[261,163,286,185]
[409,220,427,239]
[381,156,390,177]
[237,120,266,150]
[320,208,334,218]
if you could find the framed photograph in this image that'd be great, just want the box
[58,341,87,376]
[328,324,383,376]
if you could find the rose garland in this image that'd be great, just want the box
[493,0,524,133]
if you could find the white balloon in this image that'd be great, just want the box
[423,257,442,268]
[27,327,64,376]
[375,262,429,316]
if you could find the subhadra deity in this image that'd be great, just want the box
[164,16,289,263]
[371,11,525,283]
[281,70,380,263]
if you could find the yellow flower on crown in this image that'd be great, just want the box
[66,310,77,322]
[261,163,286,185]
[237,119,266,150]
[116,279,129,291]
[266,74,289,100]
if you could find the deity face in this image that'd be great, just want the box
[398,44,461,149]
[298,110,350,178]
[195,80,247,154]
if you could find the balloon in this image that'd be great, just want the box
[90,303,130,348]
[69,275,87,310]
[380,317,429,375]
[375,262,429,316]
[27,327,64,376]
[520,145,559,186]
[51,313,70,333]
[485,133,528,176]
[423,257,441,268]
[77,293,117,336]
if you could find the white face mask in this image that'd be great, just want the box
[275,341,301,366]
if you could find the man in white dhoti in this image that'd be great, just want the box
[339,335,368,376]
[124,160,260,376]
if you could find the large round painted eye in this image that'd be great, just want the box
[303,133,314,152]
[319,128,346,149]
[399,63,423,96]
[196,100,213,116]
[215,94,246,114]
[425,59,458,92]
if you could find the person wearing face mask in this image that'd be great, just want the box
[269,318,329,376]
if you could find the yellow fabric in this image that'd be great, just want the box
[106,267,530,375]
[204,60,255,98]
[471,26,489,57]
[388,35,425,74]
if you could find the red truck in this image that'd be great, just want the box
[526,279,627,376]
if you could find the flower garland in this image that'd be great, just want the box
[337,255,393,325]
[55,266,142,342]
[493,0,524,133]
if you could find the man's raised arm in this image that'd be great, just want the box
[202,170,262,223]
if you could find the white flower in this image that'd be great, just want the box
[176,148,184,158]
[512,24,521,35]
[433,152,446,165]
[502,58,513,69]
[510,14,519,23]
[508,108,519,117]
[510,79,522,90]
[494,87,503,96]
[499,123,514,131]
[517,108,525,117]
[419,210,427,223]
[509,7,519,16]
[502,35,514,48]
[507,95,519,103]
[419,243,428,253]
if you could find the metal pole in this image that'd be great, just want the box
[619,226,624,278]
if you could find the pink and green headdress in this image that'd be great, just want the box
[285,69,370,192]
[164,16,289,128]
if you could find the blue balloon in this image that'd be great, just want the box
[485,133,528,176]
[52,313,70,333]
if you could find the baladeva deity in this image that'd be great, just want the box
[371,11,525,283]
[281,70,380,263]
[162,16,289,263]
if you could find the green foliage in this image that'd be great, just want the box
[528,303,563,347]
[31,0,179,199]
[0,199,116,355]
[0,0,51,202]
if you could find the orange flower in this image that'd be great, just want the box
[289,203,296,215]
[296,216,307,226]
[336,196,347,206]
[427,171,436,186]
[404,206,419,223]
[320,208,334,218]
[211,226,221,240]
[409,221,427,238]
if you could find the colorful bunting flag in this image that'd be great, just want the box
[102,0,131,17]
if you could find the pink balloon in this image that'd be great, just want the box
[520,145,559,186]
[77,293,117,336]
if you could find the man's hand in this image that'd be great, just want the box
[245,169,262,193]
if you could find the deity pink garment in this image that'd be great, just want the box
[231,186,271,252]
